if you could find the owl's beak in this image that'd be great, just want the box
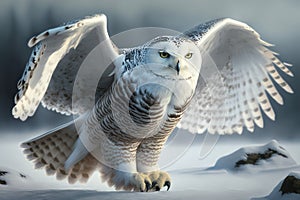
[176,60,180,75]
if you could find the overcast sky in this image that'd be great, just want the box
[0,0,299,140]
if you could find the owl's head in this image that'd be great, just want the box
[142,36,202,80]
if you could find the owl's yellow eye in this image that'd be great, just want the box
[159,51,170,59]
[185,52,193,59]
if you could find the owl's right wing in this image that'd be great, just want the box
[178,18,293,135]
[12,14,119,121]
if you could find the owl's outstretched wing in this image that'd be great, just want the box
[13,14,119,121]
[178,18,293,135]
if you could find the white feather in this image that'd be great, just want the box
[12,14,118,121]
[178,18,293,135]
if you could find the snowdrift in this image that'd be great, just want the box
[253,171,300,200]
[211,140,297,172]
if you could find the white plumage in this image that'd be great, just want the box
[13,15,293,192]
[178,18,293,134]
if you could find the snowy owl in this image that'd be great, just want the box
[13,14,293,192]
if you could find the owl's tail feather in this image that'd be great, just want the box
[21,121,99,184]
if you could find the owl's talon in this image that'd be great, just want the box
[151,181,161,191]
[155,185,160,191]
[145,180,151,192]
[164,181,171,191]
[151,181,157,188]
[143,171,171,192]
[151,181,170,191]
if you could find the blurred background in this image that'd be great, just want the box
[0,0,299,141]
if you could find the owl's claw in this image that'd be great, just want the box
[117,171,171,192]
[145,180,151,192]
[151,181,159,191]
[164,180,171,191]
[145,171,171,192]
[151,180,171,191]
[139,178,152,192]
[155,186,160,191]
[133,173,152,192]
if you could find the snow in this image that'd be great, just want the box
[0,189,259,200]
[287,171,300,179]
[211,140,297,172]
[252,171,300,200]
[0,167,29,190]
[1,132,300,200]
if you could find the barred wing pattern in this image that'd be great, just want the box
[12,14,118,121]
[178,18,293,135]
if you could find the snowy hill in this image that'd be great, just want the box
[253,171,300,200]
[211,140,297,172]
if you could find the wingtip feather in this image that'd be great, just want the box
[283,62,293,67]
[259,39,274,47]
[267,111,275,121]
[255,119,264,128]
[28,36,38,48]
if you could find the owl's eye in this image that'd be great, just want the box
[159,51,170,59]
[185,52,193,59]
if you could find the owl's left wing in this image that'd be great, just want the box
[178,18,293,135]
[12,14,118,121]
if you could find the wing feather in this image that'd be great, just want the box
[13,14,118,121]
[178,18,293,134]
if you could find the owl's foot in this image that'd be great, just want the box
[105,171,151,192]
[130,171,171,192]
[131,173,152,192]
[116,171,171,192]
[100,166,170,192]
[146,171,171,191]
[124,171,171,192]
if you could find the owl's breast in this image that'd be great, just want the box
[103,68,194,139]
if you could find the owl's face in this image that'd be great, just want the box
[143,37,202,81]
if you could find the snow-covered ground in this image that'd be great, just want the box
[0,131,300,200]
[253,171,300,200]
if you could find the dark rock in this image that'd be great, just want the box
[280,175,300,195]
[19,173,26,178]
[0,179,7,185]
[0,168,28,187]
[0,171,8,176]
[235,148,288,168]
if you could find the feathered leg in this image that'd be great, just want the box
[136,134,171,191]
